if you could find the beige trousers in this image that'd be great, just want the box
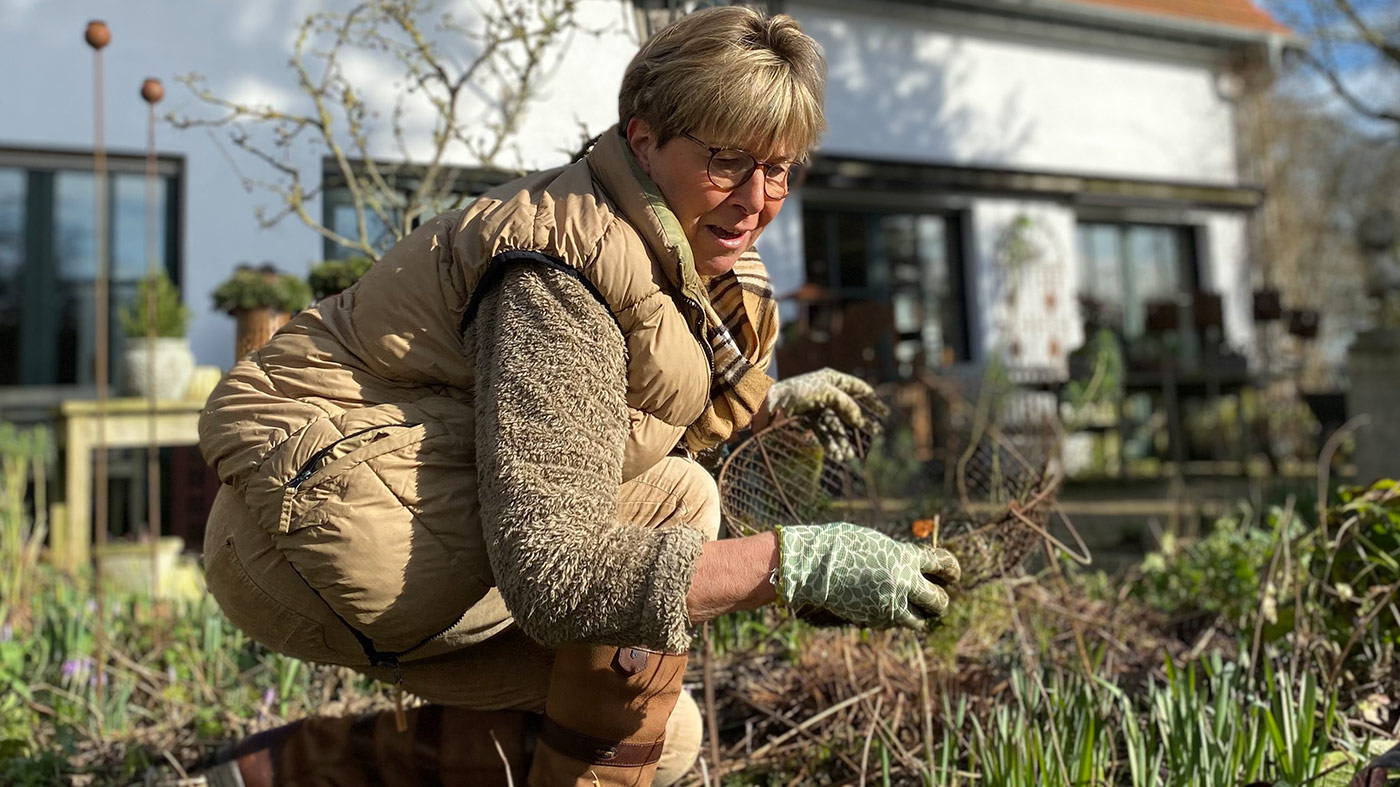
[205,454,719,786]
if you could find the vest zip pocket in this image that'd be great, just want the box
[285,423,420,491]
[277,422,426,535]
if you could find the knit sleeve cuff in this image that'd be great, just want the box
[637,524,706,653]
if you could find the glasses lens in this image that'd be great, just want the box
[763,162,797,199]
[706,145,797,199]
[707,149,756,190]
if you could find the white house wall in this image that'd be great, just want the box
[3,0,1259,376]
[1,0,638,370]
[757,0,1258,369]
[791,0,1240,183]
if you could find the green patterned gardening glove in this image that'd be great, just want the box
[775,522,961,631]
[766,368,888,462]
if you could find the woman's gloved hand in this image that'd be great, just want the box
[766,368,888,461]
[774,522,960,631]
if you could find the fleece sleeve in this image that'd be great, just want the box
[466,263,705,653]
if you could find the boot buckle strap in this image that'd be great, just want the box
[539,716,666,767]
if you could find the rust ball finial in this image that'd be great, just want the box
[141,78,164,104]
[84,20,110,50]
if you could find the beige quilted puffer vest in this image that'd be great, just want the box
[198,128,767,664]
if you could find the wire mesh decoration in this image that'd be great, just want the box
[718,365,1081,589]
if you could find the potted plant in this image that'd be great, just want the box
[308,256,374,301]
[212,263,312,359]
[119,271,194,400]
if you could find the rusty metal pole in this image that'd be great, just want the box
[142,77,164,597]
[84,17,111,714]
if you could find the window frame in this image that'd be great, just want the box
[0,146,185,391]
[800,201,972,378]
[1073,218,1201,341]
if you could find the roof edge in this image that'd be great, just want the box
[950,0,1304,48]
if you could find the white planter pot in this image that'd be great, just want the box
[122,337,195,400]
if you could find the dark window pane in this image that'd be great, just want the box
[882,214,918,285]
[1126,225,1181,302]
[0,170,20,279]
[1076,222,1190,339]
[802,208,830,286]
[1076,223,1126,331]
[111,174,172,353]
[113,173,166,282]
[53,172,99,384]
[917,215,958,367]
[54,171,96,283]
[327,194,394,259]
[836,211,867,288]
[882,213,925,373]
[6,167,181,386]
[793,206,965,377]
[0,169,22,384]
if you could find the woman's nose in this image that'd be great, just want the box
[729,170,767,214]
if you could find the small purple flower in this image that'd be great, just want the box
[61,656,94,681]
[84,599,97,614]
[0,623,12,642]
[257,686,278,719]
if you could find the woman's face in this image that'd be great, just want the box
[627,118,788,278]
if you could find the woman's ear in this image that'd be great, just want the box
[626,117,657,176]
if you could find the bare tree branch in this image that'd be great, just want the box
[1300,49,1400,128]
[166,0,583,260]
[1269,0,1400,137]
[1331,0,1400,64]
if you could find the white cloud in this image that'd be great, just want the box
[226,75,301,114]
[0,0,43,31]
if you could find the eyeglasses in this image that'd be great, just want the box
[681,133,799,200]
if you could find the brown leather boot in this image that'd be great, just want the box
[528,645,687,787]
[199,704,535,786]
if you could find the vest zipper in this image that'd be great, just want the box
[691,296,716,378]
[684,294,714,380]
[285,423,418,490]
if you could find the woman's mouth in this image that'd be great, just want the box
[706,225,748,250]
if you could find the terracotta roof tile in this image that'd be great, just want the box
[1064,0,1293,35]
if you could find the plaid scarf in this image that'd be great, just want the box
[602,129,779,451]
[683,249,779,452]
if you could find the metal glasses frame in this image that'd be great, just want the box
[681,132,798,199]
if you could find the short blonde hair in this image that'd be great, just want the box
[619,6,826,161]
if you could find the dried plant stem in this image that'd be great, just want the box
[732,692,865,775]
[1316,414,1369,540]
[857,694,883,786]
[730,687,879,769]
[702,623,720,773]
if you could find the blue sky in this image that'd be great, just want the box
[1262,0,1399,135]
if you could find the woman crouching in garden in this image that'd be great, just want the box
[194,7,960,786]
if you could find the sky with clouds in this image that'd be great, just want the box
[1262,0,1399,137]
